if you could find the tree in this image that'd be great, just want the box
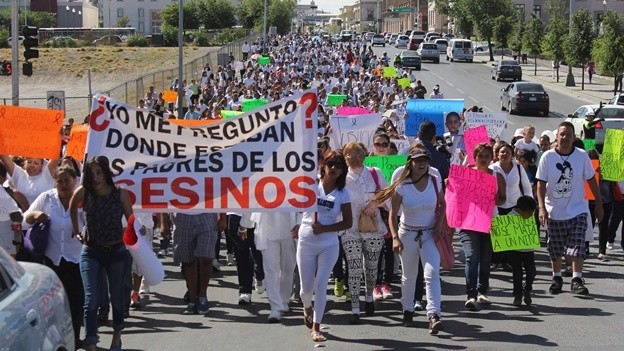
[523,14,544,76]
[238,0,264,30]
[115,16,130,28]
[198,0,237,30]
[26,11,57,28]
[542,18,568,82]
[509,10,525,59]
[493,15,515,60]
[268,0,296,35]
[592,10,624,94]
[461,0,515,61]
[565,9,595,90]
[159,1,201,30]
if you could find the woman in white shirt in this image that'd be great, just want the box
[24,165,84,347]
[0,155,59,205]
[373,143,449,335]
[297,151,352,342]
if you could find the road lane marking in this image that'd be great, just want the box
[457,88,465,94]
[468,96,479,103]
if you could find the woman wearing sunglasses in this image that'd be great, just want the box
[296,151,353,342]
[369,132,392,156]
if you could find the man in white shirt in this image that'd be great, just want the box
[242,41,251,61]
[536,121,603,296]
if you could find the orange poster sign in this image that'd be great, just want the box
[65,125,89,161]
[0,105,63,159]
[162,90,177,103]
[585,159,600,200]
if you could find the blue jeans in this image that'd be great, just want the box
[80,245,131,346]
[459,230,492,299]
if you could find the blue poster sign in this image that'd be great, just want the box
[405,99,465,136]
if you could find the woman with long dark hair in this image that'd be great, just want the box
[70,156,133,351]
[296,151,353,342]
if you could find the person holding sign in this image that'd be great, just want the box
[373,143,448,335]
[0,155,60,205]
[458,143,506,311]
[536,122,603,296]
[341,142,387,324]
[296,151,353,343]
[69,156,134,351]
[506,196,538,307]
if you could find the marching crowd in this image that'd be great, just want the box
[1,33,620,350]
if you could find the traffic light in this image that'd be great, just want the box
[22,62,32,77]
[22,25,39,61]
[0,60,11,76]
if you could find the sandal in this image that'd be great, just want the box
[311,330,327,342]
[303,307,313,329]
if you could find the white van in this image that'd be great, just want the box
[446,39,474,62]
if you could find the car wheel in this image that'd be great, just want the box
[436,59,440,64]
[500,99,506,111]
[469,59,473,63]
[477,48,483,52]
[491,75,495,80]
[450,58,454,62]
[417,66,421,71]
[383,44,385,47]
[446,56,449,61]
[543,110,549,116]
[508,102,515,115]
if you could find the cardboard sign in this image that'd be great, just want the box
[585,159,600,200]
[405,99,464,137]
[162,90,177,103]
[65,125,89,161]
[601,129,624,181]
[242,99,269,112]
[445,164,497,233]
[583,139,596,151]
[397,77,411,89]
[463,125,490,165]
[0,105,63,159]
[221,110,244,119]
[327,94,347,106]
[85,92,319,212]
[490,214,540,252]
[364,155,408,184]
[328,113,383,151]
[464,111,508,139]
[258,56,270,65]
[383,67,398,78]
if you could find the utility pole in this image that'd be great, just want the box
[177,0,184,117]
[11,0,19,106]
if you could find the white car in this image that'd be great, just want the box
[0,246,74,350]
[371,34,385,47]
[434,38,448,53]
[395,35,409,48]
[565,104,624,150]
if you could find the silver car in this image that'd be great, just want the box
[0,247,74,350]
[566,104,624,151]
[417,42,440,63]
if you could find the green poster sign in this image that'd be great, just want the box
[490,214,540,252]
[258,56,270,65]
[242,98,269,112]
[364,155,408,184]
[383,67,397,78]
[327,94,347,106]
[221,110,243,119]
[397,77,410,89]
[601,129,624,181]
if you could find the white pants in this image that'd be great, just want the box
[398,228,442,318]
[261,238,297,313]
[297,240,339,324]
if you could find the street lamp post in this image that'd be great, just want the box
[565,0,576,86]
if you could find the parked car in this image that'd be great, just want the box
[500,82,549,116]
[566,104,624,150]
[446,38,474,62]
[416,42,440,63]
[491,60,522,81]
[43,36,78,48]
[607,93,624,105]
[0,246,74,350]
[434,38,448,53]
[93,35,124,45]
[389,33,399,44]
[371,34,385,47]
[427,36,440,43]
[400,50,421,70]
[395,35,409,48]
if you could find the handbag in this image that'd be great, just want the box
[431,174,455,270]
[358,211,378,233]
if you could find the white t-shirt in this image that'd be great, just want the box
[491,161,533,209]
[10,163,55,205]
[396,175,441,228]
[536,147,594,220]
[342,167,388,239]
[298,182,350,246]
[391,166,442,219]
[514,139,539,153]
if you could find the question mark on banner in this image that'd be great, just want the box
[90,95,110,132]
[299,92,317,129]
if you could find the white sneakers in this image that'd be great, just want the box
[139,279,150,294]
[255,279,265,294]
[267,310,282,323]
[238,293,251,305]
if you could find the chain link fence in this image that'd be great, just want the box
[1,33,258,122]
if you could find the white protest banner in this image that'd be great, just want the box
[86,93,319,213]
[328,113,383,150]
[464,112,508,139]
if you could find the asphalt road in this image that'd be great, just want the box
[88,46,624,351]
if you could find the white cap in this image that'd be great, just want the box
[541,130,555,141]
[514,128,524,137]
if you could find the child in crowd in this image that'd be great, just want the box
[507,196,538,307]
[513,125,539,155]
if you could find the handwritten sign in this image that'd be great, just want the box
[463,125,490,165]
[242,98,269,112]
[327,94,347,106]
[0,105,63,159]
[364,155,408,183]
[445,164,497,233]
[397,77,410,89]
[601,129,624,181]
[490,214,540,252]
[464,112,508,139]
[585,159,600,200]
[336,106,371,116]
[65,125,89,161]
[583,139,596,151]
[328,113,382,151]
[405,99,464,137]
[162,90,177,103]
[383,67,398,78]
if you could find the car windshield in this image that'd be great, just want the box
[401,51,418,57]
[517,84,544,92]
[597,107,624,119]
[501,61,519,66]
[435,40,447,45]
[422,44,437,49]
[398,36,408,40]
[374,35,384,38]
